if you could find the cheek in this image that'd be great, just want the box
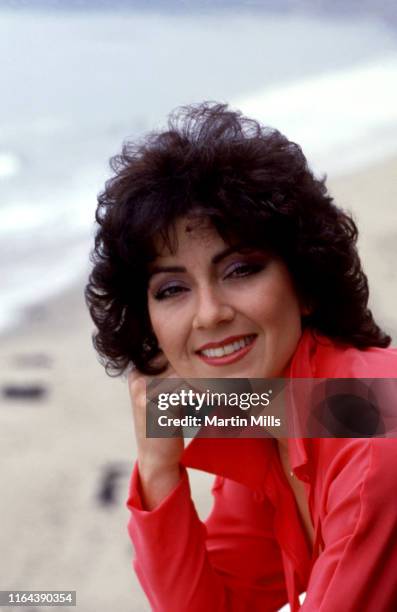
[246,276,302,329]
[147,302,188,357]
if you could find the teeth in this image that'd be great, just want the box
[200,336,254,358]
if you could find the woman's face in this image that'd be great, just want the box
[147,217,304,378]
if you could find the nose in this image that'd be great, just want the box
[192,284,235,330]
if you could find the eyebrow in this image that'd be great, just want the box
[147,246,244,280]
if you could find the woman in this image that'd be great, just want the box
[85,103,397,611]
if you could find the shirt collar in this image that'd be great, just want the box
[182,437,275,489]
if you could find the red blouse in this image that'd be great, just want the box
[127,330,397,611]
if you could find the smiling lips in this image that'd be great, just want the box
[196,334,257,366]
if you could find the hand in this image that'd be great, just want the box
[128,364,185,509]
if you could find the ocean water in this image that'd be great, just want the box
[1,7,397,332]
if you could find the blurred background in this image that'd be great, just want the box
[0,1,396,610]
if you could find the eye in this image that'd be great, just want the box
[224,261,264,279]
[153,282,189,301]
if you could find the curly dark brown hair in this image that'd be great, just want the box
[85,102,390,376]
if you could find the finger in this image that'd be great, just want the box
[129,377,147,416]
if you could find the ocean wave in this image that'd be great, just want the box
[0,238,90,335]
[0,152,21,179]
[236,53,397,176]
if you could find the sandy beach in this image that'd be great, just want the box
[0,155,396,612]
